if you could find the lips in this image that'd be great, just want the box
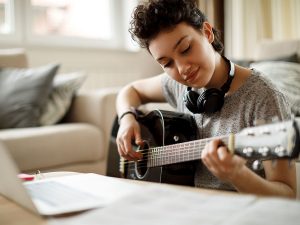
[184,68,199,83]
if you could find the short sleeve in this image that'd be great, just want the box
[252,74,291,123]
[161,73,180,109]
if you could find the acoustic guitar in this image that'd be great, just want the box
[108,110,300,186]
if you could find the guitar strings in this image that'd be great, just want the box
[120,148,204,169]
[132,135,228,154]
[124,137,228,165]
[121,137,229,170]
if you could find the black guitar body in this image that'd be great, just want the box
[107,110,300,186]
[124,110,199,186]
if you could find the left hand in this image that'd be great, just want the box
[201,139,246,183]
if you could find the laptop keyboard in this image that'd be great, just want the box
[25,181,99,207]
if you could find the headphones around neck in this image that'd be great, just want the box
[183,56,235,114]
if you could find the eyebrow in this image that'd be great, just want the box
[156,35,189,62]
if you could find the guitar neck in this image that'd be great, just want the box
[147,136,228,167]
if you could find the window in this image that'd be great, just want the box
[0,0,11,34]
[0,0,138,50]
[30,0,112,40]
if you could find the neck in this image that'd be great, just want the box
[206,53,231,89]
[227,65,252,95]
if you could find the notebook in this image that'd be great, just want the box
[0,141,140,216]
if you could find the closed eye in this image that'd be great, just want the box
[163,61,173,68]
[181,45,191,54]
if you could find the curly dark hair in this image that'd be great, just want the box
[129,0,223,54]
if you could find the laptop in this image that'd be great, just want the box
[0,141,141,216]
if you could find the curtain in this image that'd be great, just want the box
[198,0,225,44]
[225,0,300,59]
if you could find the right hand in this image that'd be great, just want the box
[116,114,143,161]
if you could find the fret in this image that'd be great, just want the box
[147,136,228,167]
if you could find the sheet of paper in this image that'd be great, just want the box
[50,184,300,225]
[54,173,142,204]
[222,197,300,225]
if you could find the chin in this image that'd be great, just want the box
[188,79,208,89]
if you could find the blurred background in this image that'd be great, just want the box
[0,0,299,90]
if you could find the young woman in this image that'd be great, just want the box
[116,0,296,198]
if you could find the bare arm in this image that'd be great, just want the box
[202,139,297,198]
[116,74,166,161]
[116,74,166,116]
[231,159,296,198]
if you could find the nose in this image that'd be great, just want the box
[177,60,192,78]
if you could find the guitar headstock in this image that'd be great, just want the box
[234,118,300,160]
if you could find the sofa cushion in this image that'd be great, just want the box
[255,40,300,62]
[232,53,299,68]
[0,123,104,172]
[251,61,300,116]
[0,64,59,129]
[40,72,86,125]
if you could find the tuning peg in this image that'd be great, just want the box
[243,147,254,157]
[274,146,286,157]
[260,128,272,135]
[245,130,255,136]
[258,147,270,157]
[278,125,287,132]
[252,160,263,170]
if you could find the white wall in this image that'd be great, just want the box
[0,44,163,91]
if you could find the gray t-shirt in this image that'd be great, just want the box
[161,69,291,191]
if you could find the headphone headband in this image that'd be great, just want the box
[219,56,235,94]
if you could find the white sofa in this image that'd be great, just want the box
[0,49,119,175]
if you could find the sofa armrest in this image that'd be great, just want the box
[64,87,174,163]
[0,48,28,68]
[65,87,120,150]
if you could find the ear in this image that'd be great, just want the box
[202,22,214,44]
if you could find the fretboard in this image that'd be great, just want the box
[147,136,228,167]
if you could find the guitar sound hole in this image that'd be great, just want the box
[134,141,149,180]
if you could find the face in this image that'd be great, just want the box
[149,22,216,88]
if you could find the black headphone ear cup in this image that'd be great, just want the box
[197,88,225,113]
[184,90,200,113]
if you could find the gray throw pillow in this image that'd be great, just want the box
[250,61,300,116]
[0,64,59,129]
[39,72,86,125]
